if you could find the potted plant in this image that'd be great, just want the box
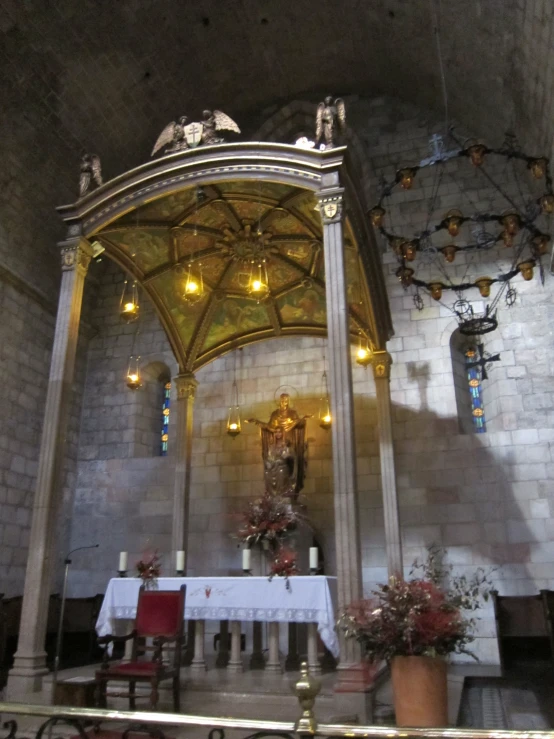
[338,547,493,727]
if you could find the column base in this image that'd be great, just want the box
[190,660,207,672]
[6,651,49,700]
[335,661,379,693]
[227,661,244,673]
[332,662,382,724]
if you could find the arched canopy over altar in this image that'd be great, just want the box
[57,143,392,366]
[8,141,402,697]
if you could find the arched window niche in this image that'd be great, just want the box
[450,329,487,434]
[128,360,172,457]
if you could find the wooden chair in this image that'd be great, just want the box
[95,585,186,711]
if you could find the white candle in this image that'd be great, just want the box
[176,550,185,572]
[118,551,128,571]
[309,547,318,570]
[242,548,251,571]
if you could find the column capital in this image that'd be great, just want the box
[174,372,198,399]
[59,238,93,274]
[370,350,393,380]
[317,187,345,224]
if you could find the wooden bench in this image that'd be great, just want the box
[491,590,554,672]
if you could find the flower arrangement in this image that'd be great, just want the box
[136,549,161,586]
[237,492,300,549]
[269,546,299,589]
[338,546,494,663]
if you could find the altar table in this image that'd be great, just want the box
[96,576,339,657]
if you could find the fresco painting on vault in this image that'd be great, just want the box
[203,297,271,350]
[128,188,198,222]
[175,230,214,260]
[291,191,322,230]
[102,228,169,273]
[227,199,268,223]
[277,284,326,325]
[276,242,313,270]
[264,210,314,236]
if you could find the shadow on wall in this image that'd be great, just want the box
[358,396,541,602]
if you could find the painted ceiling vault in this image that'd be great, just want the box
[96,180,373,371]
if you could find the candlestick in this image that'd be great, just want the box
[176,550,185,574]
[118,551,128,576]
[309,547,319,574]
[242,548,251,573]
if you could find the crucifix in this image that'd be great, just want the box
[465,343,501,380]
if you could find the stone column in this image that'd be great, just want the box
[7,237,93,699]
[371,351,403,576]
[171,372,198,571]
[318,186,362,668]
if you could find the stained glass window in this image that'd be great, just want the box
[465,348,486,433]
[161,382,171,455]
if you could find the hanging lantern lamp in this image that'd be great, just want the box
[247,259,270,302]
[369,206,386,228]
[528,158,548,179]
[119,279,140,322]
[444,209,463,237]
[475,277,493,298]
[126,355,142,390]
[429,282,443,301]
[181,261,204,304]
[226,350,242,437]
[397,167,417,190]
[466,141,487,167]
[540,193,554,214]
[355,333,372,367]
[518,260,535,281]
[318,368,332,430]
[442,244,458,263]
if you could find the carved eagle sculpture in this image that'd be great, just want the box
[78,153,102,198]
[315,96,346,150]
[151,110,240,157]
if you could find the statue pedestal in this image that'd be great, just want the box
[287,513,314,576]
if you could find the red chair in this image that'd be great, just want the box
[95,585,186,711]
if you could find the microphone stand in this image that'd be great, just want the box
[52,544,99,704]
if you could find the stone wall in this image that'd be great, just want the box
[0,60,97,594]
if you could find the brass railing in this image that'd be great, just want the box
[1,700,553,739]
[1,699,553,739]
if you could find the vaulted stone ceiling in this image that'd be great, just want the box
[0,0,540,183]
[95,180,374,370]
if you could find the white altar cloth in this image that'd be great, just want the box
[96,576,339,657]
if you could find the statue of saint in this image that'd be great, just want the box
[247,393,310,500]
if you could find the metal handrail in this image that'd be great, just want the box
[0,702,553,739]
[0,702,295,732]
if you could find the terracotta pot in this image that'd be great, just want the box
[390,655,448,727]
